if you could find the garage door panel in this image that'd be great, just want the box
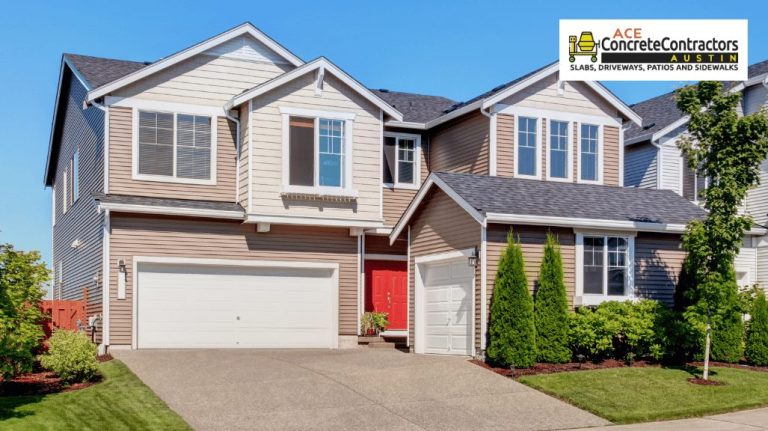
[421,258,474,356]
[137,262,336,349]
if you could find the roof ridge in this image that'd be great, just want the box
[64,52,151,66]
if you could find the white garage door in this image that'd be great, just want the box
[422,259,474,355]
[136,262,337,349]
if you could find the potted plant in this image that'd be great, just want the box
[361,312,389,336]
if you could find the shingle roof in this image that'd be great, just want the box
[92,193,245,213]
[434,171,705,225]
[64,53,150,89]
[625,58,768,142]
[370,89,456,123]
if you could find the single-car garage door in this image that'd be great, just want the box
[421,259,473,355]
[136,262,337,349]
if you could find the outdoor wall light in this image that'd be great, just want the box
[117,259,126,300]
[468,246,479,267]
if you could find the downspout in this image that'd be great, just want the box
[480,106,496,176]
[224,109,241,204]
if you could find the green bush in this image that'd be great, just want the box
[0,244,48,380]
[41,330,99,383]
[534,233,570,363]
[568,300,670,362]
[746,290,768,366]
[487,232,536,368]
[710,284,745,363]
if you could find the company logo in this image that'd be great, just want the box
[559,20,747,81]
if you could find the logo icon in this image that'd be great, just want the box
[568,31,598,63]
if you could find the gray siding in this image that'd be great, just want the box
[624,142,658,188]
[52,71,105,319]
[634,232,685,306]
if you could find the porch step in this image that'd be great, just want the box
[358,336,408,352]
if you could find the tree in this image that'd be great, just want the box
[534,232,570,363]
[746,290,768,366]
[0,244,48,380]
[486,232,536,368]
[676,81,768,378]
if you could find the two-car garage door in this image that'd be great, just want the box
[136,262,337,349]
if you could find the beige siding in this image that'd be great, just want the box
[108,215,359,345]
[382,188,417,227]
[498,74,618,118]
[431,112,490,175]
[634,232,686,306]
[364,234,407,255]
[497,114,514,177]
[108,107,238,201]
[114,51,293,105]
[603,126,620,186]
[248,74,382,221]
[408,188,481,348]
[238,106,250,207]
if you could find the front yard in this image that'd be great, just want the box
[519,366,768,424]
[0,360,189,431]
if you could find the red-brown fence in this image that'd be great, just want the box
[40,288,88,338]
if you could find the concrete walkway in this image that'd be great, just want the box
[568,407,768,431]
[112,348,608,431]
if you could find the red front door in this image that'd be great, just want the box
[365,260,407,330]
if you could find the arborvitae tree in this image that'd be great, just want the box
[746,290,768,366]
[534,232,571,363]
[486,232,536,368]
[710,280,744,363]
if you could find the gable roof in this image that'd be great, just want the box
[625,58,768,144]
[85,22,304,103]
[226,57,404,121]
[370,89,455,123]
[64,54,149,89]
[390,171,706,242]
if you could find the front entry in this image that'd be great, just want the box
[365,260,407,330]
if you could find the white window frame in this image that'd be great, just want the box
[577,123,604,185]
[575,231,635,306]
[62,166,68,214]
[132,108,218,186]
[382,131,421,190]
[545,118,573,182]
[72,149,79,203]
[514,116,541,179]
[280,107,356,197]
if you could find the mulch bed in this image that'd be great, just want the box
[0,355,111,397]
[688,377,726,386]
[689,361,768,373]
[98,354,114,363]
[471,358,654,378]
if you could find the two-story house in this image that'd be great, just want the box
[46,23,704,356]
[624,59,768,293]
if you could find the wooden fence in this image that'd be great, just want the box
[40,288,88,337]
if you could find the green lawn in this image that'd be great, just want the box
[0,360,190,431]
[519,366,768,424]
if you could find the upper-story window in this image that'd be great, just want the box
[136,110,214,184]
[283,108,355,194]
[577,233,635,305]
[383,132,421,189]
[517,117,538,177]
[580,124,600,182]
[548,120,570,180]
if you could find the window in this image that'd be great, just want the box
[549,120,569,179]
[286,114,350,190]
[137,110,213,182]
[62,166,68,214]
[580,124,599,181]
[72,150,79,203]
[517,117,538,176]
[383,133,420,188]
[579,234,634,303]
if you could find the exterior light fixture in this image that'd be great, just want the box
[468,246,479,267]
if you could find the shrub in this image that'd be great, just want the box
[534,233,570,363]
[568,300,669,362]
[360,311,388,335]
[41,330,98,383]
[487,232,536,368]
[710,285,744,363]
[746,290,768,366]
[0,244,48,380]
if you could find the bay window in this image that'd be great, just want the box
[383,133,420,188]
[578,233,634,304]
[580,124,599,182]
[517,116,538,177]
[549,120,569,180]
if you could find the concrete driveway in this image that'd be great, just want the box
[112,348,609,431]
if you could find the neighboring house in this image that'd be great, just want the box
[46,23,704,357]
[624,59,768,291]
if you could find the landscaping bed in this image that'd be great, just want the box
[471,358,654,378]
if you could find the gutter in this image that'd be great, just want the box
[224,109,241,203]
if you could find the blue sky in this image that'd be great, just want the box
[1,0,766,265]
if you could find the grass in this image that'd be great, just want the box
[0,360,190,431]
[519,366,768,424]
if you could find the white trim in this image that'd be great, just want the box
[131,256,339,350]
[414,248,475,264]
[514,115,542,179]
[385,120,427,130]
[480,225,487,351]
[489,111,497,176]
[545,118,574,182]
[619,124,626,187]
[104,105,110,194]
[486,212,689,233]
[245,213,383,228]
[574,232,636,306]
[366,227,393,236]
[227,57,403,121]
[482,63,561,109]
[279,106,356,121]
[379,111,384,222]
[496,105,621,128]
[406,225,411,348]
[97,202,244,220]
[247,100,253,212]
[389,173,485,244]
[357,234,362,335]
[383,131,422,189]
[364,253,408,262]
[131,108,218,186]
[106,97,226,117]
[88,23,304,103]
[101,210,110,347]
[576,122,604,185]
[380,330,408,337]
